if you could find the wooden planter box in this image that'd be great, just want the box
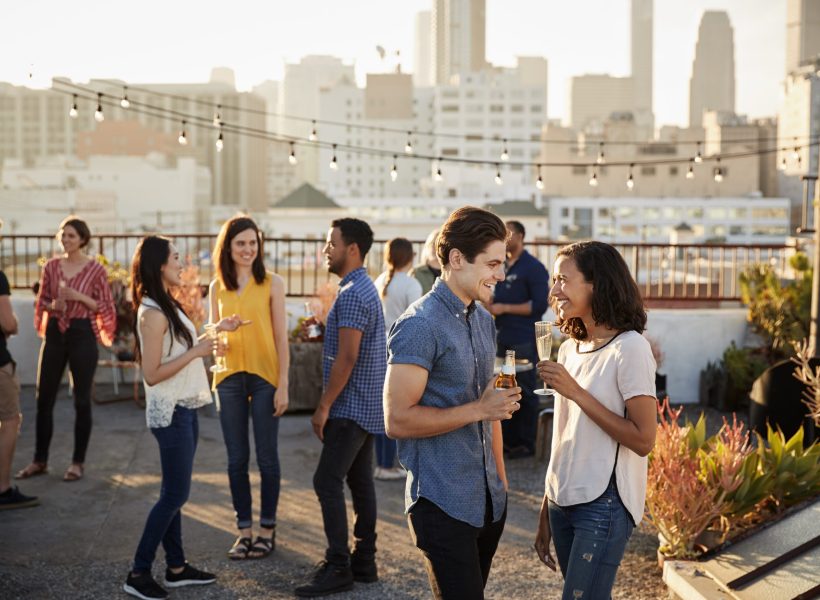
[287,341,323,412]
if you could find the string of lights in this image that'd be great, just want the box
[70,78,819,150]
[50,85,820,190]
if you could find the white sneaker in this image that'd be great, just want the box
[375,467,406,481]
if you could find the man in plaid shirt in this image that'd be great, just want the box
[295,218,387,598]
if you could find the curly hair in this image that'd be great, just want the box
[553,241,646,340]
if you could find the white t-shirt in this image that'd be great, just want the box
[373,271,423,331]
[545,330,656,525]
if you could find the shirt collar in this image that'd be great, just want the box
[340,266,367,287]
[431,278,476,318]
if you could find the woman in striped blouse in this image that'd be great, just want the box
[16,216,116,483]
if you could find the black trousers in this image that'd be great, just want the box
[408,494,507,600]
[34,318,98,464]
[498,340,539,452]
[312,418,377,566]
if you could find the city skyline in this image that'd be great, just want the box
[3,0,785,128]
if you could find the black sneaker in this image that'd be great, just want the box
[163,563,216,588]
[0,486,39,511]
[351,553,378,583]
[123,572,168,600]
[294,560,354,597]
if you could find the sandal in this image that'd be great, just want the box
[228,536,252,560]
[248,536,274,559]
[63,463,84,482]
[15,462,48,480]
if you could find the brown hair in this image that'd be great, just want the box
[436,206,508,267]
[379,237,414,297]
[213,215,266,291]
[553,241,647,340]
[58,216,91,249]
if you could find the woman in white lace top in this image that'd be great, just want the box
[123,236,242,600]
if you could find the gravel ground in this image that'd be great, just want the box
[1,390,733,599]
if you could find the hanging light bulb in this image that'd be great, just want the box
[178,120,188,145]
[120,86,130,109]
[535,165,544,190]
[404,131,414,154]
[94,93,104,122]
[289,142,298,165]
[626,164,635,190]
[494,164,503,186]
[792,140,800,160]
[500,139,510,162]
[686,160,695,179]
[694,141,703,163]
[216,127,224,152]
[589,167,599,187]
[781,148,787,168]
[596,142,606,165]
[390,155,399,182]
[329,144,339,170]
[433,159,443,182]
[213,104,222,128]
[69,94,78,119]
[714,157,723,182]
[309,120,318,142]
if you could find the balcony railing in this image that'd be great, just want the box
[0,234,796,303]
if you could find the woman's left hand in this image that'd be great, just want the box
[273,386,289,417]
[217,314,251,332]
[536,360,583,401]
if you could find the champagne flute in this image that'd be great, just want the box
[534,320,554,395]
[204,324,227,373]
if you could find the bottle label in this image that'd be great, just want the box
[501,365,515,375]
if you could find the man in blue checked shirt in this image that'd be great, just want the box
[295,218,387,599]
[384,206,522,600]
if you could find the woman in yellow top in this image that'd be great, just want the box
[209,215,289,560]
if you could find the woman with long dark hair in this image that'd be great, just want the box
[210,215,289,560]
[16,216,116,483]
[373,238,421,480]
[123,235,242,600]
[533,241,657,600]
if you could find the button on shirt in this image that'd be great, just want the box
[323,267,387,434]
[387,278,506,527]
[493,250,549,348]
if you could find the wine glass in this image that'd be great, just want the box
[204,324,227,373]
[534,320,554,395]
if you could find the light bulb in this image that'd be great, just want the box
[694,142,703,163]
[69,95,78,118]
[494,165,503,186]
[792,147,800,160]
[589,171,598,187]
[686,163,694,179]
[216,131,224,152]
[404,134,414,154]
[536,175,544,190]
[596,143,606,164]
[309,120,318,142]
[714,168,723,183]
[120,87,130,109]
[213,105,222,128]
[500,139,509,162]
[94,93,104,122]
[178,121,187,145]
[390,165,398,182]
[626,174,635,190]
[289,142,298,165]
[329,144,338,170]
[433,161,443,182]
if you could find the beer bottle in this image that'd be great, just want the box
[495,350,517,389]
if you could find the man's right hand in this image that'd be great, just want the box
[476,380,522,421]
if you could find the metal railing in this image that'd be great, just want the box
[0,233,795,302]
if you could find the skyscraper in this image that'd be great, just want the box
[432,0,486,84]
[689,11,735,127]
[414,11,433,87]
[631,0,653,127]
[786,0,820,74]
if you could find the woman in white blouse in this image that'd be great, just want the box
[123,236,242,600]
[534,241,657,600]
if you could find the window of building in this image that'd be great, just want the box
[669,166,679,176]
[572,166,587,175]
[561,207,570,218]
[510,105,524,113]
[441,148,459,156]
[531,105,543,113]
[751,207,788,220]
[441,105,459,112]
[489,105,504,113]
[640,166,656,176]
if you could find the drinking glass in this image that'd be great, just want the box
[204,324,228,373]
[534,320,554,395]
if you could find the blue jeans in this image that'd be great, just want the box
[217,372,281,530]
[374,433,397,469]
[133,406,198,573]
[548,478,634,600]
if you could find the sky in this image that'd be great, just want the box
[3,0,786,128]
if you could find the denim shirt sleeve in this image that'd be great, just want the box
[388,315,436,371]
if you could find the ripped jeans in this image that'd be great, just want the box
[548,478,634,600]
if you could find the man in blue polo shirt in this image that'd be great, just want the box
[488,220,549,459]
[384,206,522,600]
[295,218,386,598]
